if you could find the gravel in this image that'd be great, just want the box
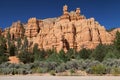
[0,76,120,80]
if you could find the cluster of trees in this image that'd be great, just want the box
[18,31,120,63]
[0,31,120,64]
[0,31,120,75]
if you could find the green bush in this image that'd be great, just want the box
[90,44,107,62]
[40,68,49,73]
[69,69,75,74]
[83,59,100,70]
[65,60,78,70]
[90,64,106,75]
[50,70,56,76]
[104,51,117,60]
[77,48,92,59]
[32,61,58,72]
[18,51,34,63]
[114,31,120,52]
[66,48,76,60]
[102,59,120,68]
[0,36,8,63]
[17,68,26,74]
[55,63,66,73]
[111,67,120,76]
[1,59,120,75]
[0,53,8,64]
[32,67,42,73]
[58,49,67,62]
[46,53,64,63]
[0,63,33,75]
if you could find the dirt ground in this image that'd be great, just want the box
[0,75,120,80]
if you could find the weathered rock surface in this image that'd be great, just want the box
[1,5,120,51]
[3,21,24,39]
[25,18,40,38]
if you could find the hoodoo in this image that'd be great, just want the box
[2,5,120,51]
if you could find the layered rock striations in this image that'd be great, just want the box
[1,5,119,51]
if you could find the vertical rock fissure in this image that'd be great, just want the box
[72,24,77,50]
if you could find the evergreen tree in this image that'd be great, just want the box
[46,48,56,57]
[66,48,76,60]
[17,38,21,50]
[104,51,117,59]
[77,48,92,59]
[58,49,67,62]
[0,36,7,53]
[114,31,120,52]
[33,43,40,61]
[9,43,16,56]
[91,44,107,62]
[0,36,8,63]
[18,51,34,63]
[33,43,46,61]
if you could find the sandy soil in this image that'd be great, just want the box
[0,75,120,80]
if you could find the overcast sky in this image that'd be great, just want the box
[0,0,120,29]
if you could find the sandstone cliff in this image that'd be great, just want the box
[2,5,119,51]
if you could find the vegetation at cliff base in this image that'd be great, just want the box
[0,32,120,75]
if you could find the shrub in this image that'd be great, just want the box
[40,68,49,73]
[31,61,58,73]
[32,67,42,73]
[69,69,75,74]
[17,68,26,74]
[55,63,66,73]
[75,60,84,70]
[84,60,98,68]
[0,62,10,68]
[90,64,106,75]
[102,59,120,68]
[49,62,58,70]
[111,67,120,76]
[65,60,78,70]
[0,63,33,75]
[50,70,56,76]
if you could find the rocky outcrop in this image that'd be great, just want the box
[10,21,24,39]
[25,18,40,38]
[3,21,24,39]
[110,28,120,37]
[31,5,114,51]
[1,5,119,51]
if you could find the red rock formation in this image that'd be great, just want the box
[3,21,24,39]
[1,5,120,51]
[25,18,40,38]
[10,21,24,39]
